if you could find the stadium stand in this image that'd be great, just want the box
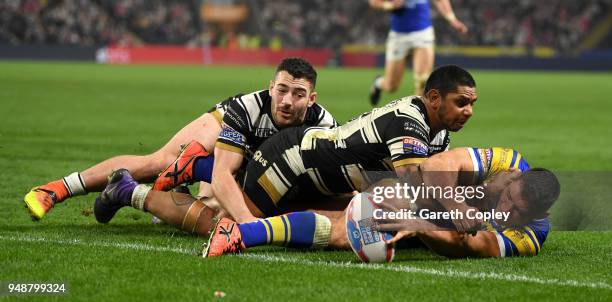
[1,0,609,53]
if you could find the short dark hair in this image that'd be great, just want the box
[275,57,317,89]
[423,65,476,98]
[519,168,561,216]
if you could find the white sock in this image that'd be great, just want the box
[62,172,87,196]
[374,77,384,89]
[131,184,151,211]
[312,214,332,248]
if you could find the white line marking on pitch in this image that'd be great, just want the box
[2,234,610,290]
[239,253,612,290]
[0,234,195,255]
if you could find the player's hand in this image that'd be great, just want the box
[450,19,468,35]
[450,204,482,233]
[385,230,416,244]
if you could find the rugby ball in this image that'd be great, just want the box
[345,192,395,263]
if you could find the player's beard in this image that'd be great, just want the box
[276,105,306,127]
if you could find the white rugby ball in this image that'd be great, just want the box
[345,192,395,263]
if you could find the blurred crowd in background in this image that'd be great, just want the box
[1,0,609,54]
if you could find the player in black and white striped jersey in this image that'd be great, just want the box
[26,57,337,222]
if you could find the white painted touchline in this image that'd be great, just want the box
[2,234,610,290]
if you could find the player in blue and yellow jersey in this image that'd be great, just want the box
[205,147,559,259]
[380,147,559,258]
[369,0,468,104]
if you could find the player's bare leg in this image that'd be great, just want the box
[93,169,222,236]
[142,191,219,235]
[370,57,406,105]
[82,113,220,190]
[24,113,220,220]
[324,209,351,249]
[412,46,434,96]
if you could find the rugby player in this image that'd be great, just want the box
[92,65,477,242]
[24,57,336,220]
[206,147,560,258]
[369,0,468,105]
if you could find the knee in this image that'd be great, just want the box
[149,148,177,171]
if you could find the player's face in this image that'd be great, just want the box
[437,85,477,132]
[493,180,533,228]
[269,71,316,127]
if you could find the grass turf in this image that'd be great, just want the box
[0,61,611,301]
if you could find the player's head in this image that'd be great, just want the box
[269,57,318,127]
[423,65,477,132]
[493,168,560,227]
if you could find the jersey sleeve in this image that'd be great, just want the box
[382,115,431,168]
[486,219,549,257]
[316,106,338,128]
[207,94,243,124]
[467,147,530,183]
[216,97,251,155]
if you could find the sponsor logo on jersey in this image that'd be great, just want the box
[225,107,247,129]
[403,137,428,155]
[254,128,276,137]
[403,121,428,139]
[219,124,246,146]
[253,150,268,167]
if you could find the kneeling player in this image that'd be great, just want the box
[205,147,559,258]
[23,57,336,220]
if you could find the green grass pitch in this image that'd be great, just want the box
[0,61,611,301]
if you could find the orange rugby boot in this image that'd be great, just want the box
[203,218,245,258]
[152,140,209,191]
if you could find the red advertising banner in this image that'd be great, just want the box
[99,46,345,67]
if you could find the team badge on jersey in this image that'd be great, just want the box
[403,137,428,155]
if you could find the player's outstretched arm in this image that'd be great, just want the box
[402,148,482,232]
[377,215,500,258]
[417,231,500,258]
[211,148,259,224]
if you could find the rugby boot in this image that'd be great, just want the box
[24,180,70,221]
[153,140,209,191]
[203,218,245,258]
[369,75,382,106]
[94,169,138,224]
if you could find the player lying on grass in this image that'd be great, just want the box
[92,65,478,237]
[206,147,560,258]
[24,57,336,220]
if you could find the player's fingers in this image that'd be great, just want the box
[376,200,400,213]
[376,222,405,231]
[386,230,416,244]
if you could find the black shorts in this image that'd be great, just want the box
[242,126,327,216]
